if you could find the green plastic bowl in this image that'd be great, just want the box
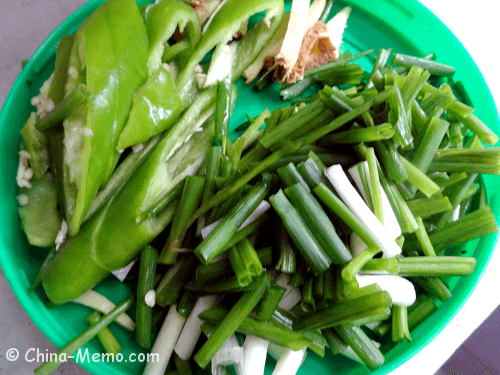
[1,0,499,374]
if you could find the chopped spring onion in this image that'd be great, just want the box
[159,176,205,264]
[356,274,416,307]
[284,183,352,264]
[334,325,384,369]
[242,335,269,375]
[392,305,412,342]
[400,155,441,198]
[403,205,498,251]
[319,124,395,145]
[406,196,452,218]
[347,161,401,251]
[271,347,307,375]
[228,245,254,287]
[155,256,198,308]
[143,304,186,375]
[195,183,269,264]
[360,256,476,277]
[325,165,401,257]
[136,246,158,349]
[195,247,272,284]
[197,146,223,234]
[293,290,392,331]
[87,311,122,355]
[236,238,264,276]
[270,189,332,275]
[194,273,272,368]
[211,334,244,375]
[414,217,437,257]
[277,162,311,192]
[35,294,135,375]
[257,285,287,321]
[392,53,455,77]
[174,295,218,360]
[72,289,135,331]
[411,276,451,302]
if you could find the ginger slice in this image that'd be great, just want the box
[284,6,350,83]
[274,0,311,83]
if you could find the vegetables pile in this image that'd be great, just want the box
[15,0,500,374]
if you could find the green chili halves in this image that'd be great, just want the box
[176,0,285,93]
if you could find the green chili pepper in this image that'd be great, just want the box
[43,106,215,304]
[20,113,49,180]
[176,0,285,93]
[63,0,150,236]
[144,0,201,73]
[18,179,62,248]
[117,66,183,151]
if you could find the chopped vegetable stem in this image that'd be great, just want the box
[392,305,411,342]
[270,189,332,275]
[194,273,272,368]
[136,246,158,349]
[87,311,122,354]
[34,294,135,375]
[392,53,455,77]
[285,183,352,264]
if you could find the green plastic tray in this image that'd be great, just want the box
[0,0,499,374]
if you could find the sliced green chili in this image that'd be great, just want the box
[35,84,90,132]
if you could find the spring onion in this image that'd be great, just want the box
[194,273,272,368]
[72,290,135,331]
[356,274,416,307]
[87,311,122,354]
[136,246,158,349]
[174,295,218,360]
[324,165,402,257]
[242,335,269,375]
[143,303,186,375]
[35,294,135,375]
[284,183,352,264]
[392,53,455,77]
[334,325,385,369]
[293,290,392,331]
[195,183,269,264]
[270,189,332,275]
[155,256,198,308]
